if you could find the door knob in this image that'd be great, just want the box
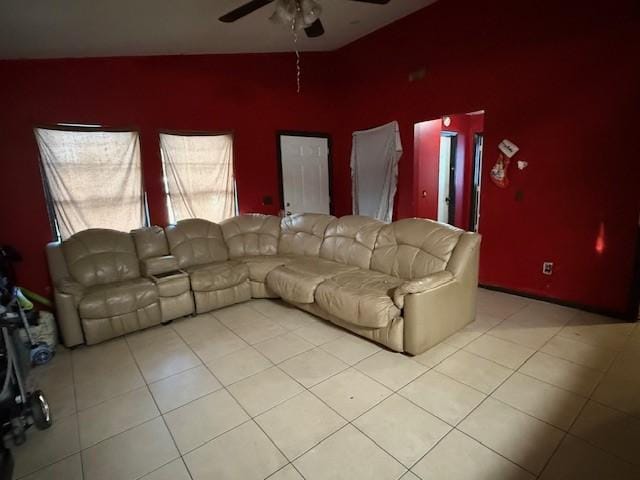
[421,190,427,198]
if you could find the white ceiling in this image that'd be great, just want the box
[0,0,437,60]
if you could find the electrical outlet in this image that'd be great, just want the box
[542,262,553,275]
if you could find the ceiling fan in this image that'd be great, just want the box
[219,0,391,38]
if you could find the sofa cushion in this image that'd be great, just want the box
[131,226,170,260]
[371,218,463,280]
[79,278,158,319]
[63,229,140,288]
[165,219,228,269]
[186,261,249,292]
[315,270,403,329]
[266,257,358,304]
[237,255,295,282]
[319,215,384,269]
[279,213,335,256]
[220,214,281,258]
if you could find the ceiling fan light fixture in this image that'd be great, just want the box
[300,0,322,26]
[270,0,321,29]
[269,1,296,25]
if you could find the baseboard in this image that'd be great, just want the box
[479,283,636,322]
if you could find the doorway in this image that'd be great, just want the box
[277,132,332,216]
[469,133,484,231]
[414,111,485,229]
[438,132,457,224]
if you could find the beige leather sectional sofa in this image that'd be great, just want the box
[46,213,480,355]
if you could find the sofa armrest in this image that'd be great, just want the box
[402,232,480,355]
[53,289,85,347]
[393,271,454,309]
[56,277,86,301]
[140,255,179,276]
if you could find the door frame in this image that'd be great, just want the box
[276,130,333,215]
[628,224,640,321]
[440,131,458,224]
[469,132,484,231]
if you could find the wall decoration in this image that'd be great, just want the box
[490,139,520,188]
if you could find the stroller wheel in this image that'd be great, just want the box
[30,390,52,430]
[30,344,54,366]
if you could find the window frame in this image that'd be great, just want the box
[34,124,150,241]
[158,129,238,225]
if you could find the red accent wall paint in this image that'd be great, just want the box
[0,0,639,315]
[330,0,640,314]
[0,53,336,296]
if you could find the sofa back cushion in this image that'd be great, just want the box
[371,218,463,280]
[279,213,336,256]
[220,214,280,258]
[165,219,228,269]
[62,229,140,287]
[319,215,384,269]
[130,226,170,260]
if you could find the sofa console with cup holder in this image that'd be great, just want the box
[46,213,480,355]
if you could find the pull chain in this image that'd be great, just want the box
[291,2,301,94]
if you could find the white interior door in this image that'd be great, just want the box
[280,134,331,215]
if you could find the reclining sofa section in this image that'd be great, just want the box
[46,213,481,355]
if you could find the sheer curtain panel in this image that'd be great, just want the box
[350,121,403,223]
[35,128,144,239]
[160,133,236,223]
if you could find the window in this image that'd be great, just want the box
[35,127,146,240]
[159,132,237,223]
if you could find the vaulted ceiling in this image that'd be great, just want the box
[0,0,437,59]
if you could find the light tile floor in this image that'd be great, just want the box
[13,289,640,479]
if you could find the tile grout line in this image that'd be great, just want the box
[543,332,640,469]
[19,297,637,479]
[2,303,498,478]
[478,330,639,475]
[168,311,309,479]
[531,333,630,480]
[218,337,411,475]
[136,303,633,477]
[422,312,573,477]
[15,452,81,480]
[259,333,488,476]
[408,355,539,477]
[484,327,623,372]
[173,306,640,480]
[453,307,638,478]
[68,350,85,480]
[123,333,194,480]
[14,348,82,479]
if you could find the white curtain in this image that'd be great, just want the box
[351,121,403,223]
[35,128,144,239]
[160,133,236,223]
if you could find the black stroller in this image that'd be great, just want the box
[0,253,52,479]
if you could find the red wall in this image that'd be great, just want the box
[0,53,336,296]
[0,0,639,315]
[330,0,640,314]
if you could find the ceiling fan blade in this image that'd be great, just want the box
[349,0,391,4]
[304,18,325,38]
[219,0,275,23]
